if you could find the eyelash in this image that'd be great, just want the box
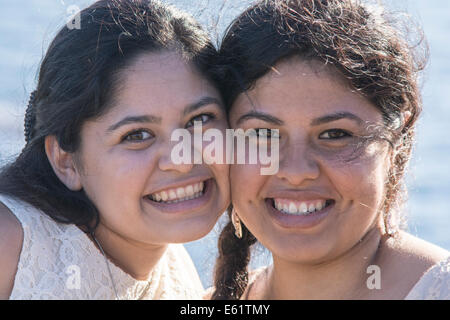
[254,128,280,138]
[319,129,352,140]
[186,113,216,128]
[121,128,154,143]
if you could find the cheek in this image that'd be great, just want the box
[80,147,157,204]
[209,162,231,199]
[230,164,266,207]
[325,147,389,210]
[210,162,230,179]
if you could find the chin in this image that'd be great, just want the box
[162,213,222,243]
[267,232,339,264]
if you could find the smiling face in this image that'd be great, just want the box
[74,51,230,245]
[229,58,393,264]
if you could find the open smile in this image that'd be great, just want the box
[144,178,214,213]
[265,197,336,229]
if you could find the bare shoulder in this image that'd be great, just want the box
[375,230,449,298]
[391,231,449,264]
[381,231,449,275]
[0,200,24,299]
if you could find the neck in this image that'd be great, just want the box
[89,222,167,281]
[265,227,384,300]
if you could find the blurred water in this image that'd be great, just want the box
[0,0,449,288]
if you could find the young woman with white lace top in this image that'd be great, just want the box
[0,0,230,300]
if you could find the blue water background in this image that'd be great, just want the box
[0,0,449,288]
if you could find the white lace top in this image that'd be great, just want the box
[404,255,450,300]
[0,194,204,300]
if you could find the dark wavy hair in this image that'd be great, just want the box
[0,0,218,233]
[212,0,427,300]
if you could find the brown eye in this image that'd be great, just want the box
[319,129,351,140]
[123,130,153,142]
[186,113,215,128]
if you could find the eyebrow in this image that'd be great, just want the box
[310,112,363,126]
[236,110,284,126]
[106,115,162,133]
[183,96,223,117]
[106,96,222,133]
[235,110,363,127]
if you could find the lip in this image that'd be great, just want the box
[144,178,215,214]
[265,197,335,230]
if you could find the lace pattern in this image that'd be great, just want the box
[0,194,204,300]
[405,255,450,300]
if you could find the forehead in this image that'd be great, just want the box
[79,51,222,137]
[230,58,382,124]
[112,51,217,112]
[77,52,220,128]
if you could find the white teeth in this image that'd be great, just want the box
[316,201,323,211]
[176,187,185,198]
[186,185,194,197]
[149,181,206,204]
[273,199,328,215]
[276,201,283,211]
[299,203,308,214]
[289,203,297,214]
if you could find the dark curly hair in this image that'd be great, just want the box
[212,0,427,300]
[0,0,218,233]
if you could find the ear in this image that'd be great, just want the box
[44,135,83,191]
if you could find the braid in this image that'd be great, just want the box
[212,207,257,300]
[24,90,37,144]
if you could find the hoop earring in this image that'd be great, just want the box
[231,208,242,239]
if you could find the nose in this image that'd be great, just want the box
[276,140,320,186]
[157,139,195,174]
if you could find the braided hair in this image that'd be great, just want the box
[23,90,37,145]
[211,206,257,300]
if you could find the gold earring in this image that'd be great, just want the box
[231,208,242,239]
